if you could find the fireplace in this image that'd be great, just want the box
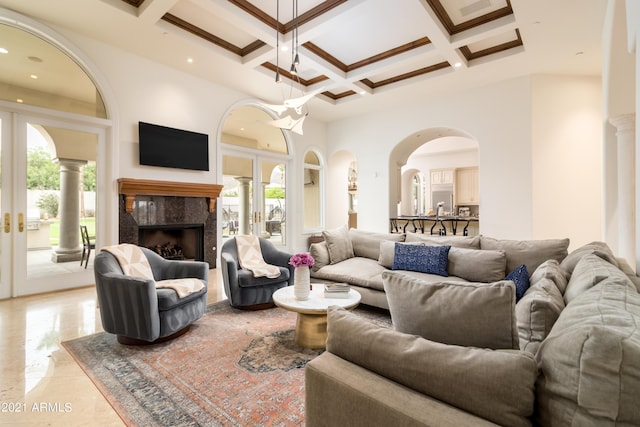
[139,224,204,261]
[117,179,223,268]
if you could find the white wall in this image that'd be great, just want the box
[52,27,327,253]
[327,75,603,247]
[327,76,533,239]
[531,75,603,249]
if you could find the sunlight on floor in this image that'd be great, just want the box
[0,269,226,426]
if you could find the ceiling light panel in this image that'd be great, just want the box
[308,0,429,65]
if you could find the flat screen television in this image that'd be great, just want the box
[138,121,209,171]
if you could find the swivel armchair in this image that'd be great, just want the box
[94,246,209,344]
[220,236,293,310]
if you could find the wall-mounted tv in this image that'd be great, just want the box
[138,121,209,171]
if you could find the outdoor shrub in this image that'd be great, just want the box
[36,193,59,218]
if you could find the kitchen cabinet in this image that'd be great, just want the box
[456,167,479,205]
[430,169,454,185]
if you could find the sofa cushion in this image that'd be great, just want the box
[560,241,618,276]
[480,236,569,276]
[348,228,404,260]
[326,307,537,427]
[515,277,565,354]
[563,253,633,304]
[535,278,640,426]
[312,257,387,291]
[308,241,330,272]
[405,233,480,249]
[382,271,519,349]
[392,243,450,276]
[448,247,507,283]
[322,225,354,264]
[506,264,530,302]
[530,259,569,295]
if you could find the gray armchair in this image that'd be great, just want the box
[94,246,209,344]
[220,236,293,310]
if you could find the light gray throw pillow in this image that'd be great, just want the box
[480,236,570,276]
[348,228,404,260]
[448,247,507,283]
[560,241,619,277]
[530,259,569,295]
[516,277,565,354]
[326,307,537,427]
[563,253,632,304]
[322,225,354,264]
[382,271,519,349]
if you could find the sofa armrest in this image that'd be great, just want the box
[306,352,498,427]
[325,307,537,427]
[158,259,209,283]
[261,243,294,285]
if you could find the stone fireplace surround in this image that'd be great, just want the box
[117,179,223,268]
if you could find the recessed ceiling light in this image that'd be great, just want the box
[0,47,8,54]
[187,57,193,63]
[28,56,43,62]
[16,98,23,103]
[575,51,584,56]
[281,46,288,52]
[454,62,462,68]
[30,74,38,79]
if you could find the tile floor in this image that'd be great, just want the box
[0,269,226,426]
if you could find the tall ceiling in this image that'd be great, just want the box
[0,0,607,123]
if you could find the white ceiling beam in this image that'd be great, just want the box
[137,0,180,24]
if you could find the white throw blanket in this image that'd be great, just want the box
[235,235,281,278]
[101,244,204,298]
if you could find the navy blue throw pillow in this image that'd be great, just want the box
[392,243,450,277]
[506,264,530,302]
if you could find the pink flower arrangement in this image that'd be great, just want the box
[289,252,315,268]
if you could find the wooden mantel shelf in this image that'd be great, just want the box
[118,178,224,213]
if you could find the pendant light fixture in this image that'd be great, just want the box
[265,0,319,135]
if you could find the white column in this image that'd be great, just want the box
[235,177,251,235]
[51,158,87,262]
[609,114,636,269]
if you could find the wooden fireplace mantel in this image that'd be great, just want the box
[118,178,224,213]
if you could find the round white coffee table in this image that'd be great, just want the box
[272,285,361,349]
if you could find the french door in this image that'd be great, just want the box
[222,150,289,248]
[0,111,103,298]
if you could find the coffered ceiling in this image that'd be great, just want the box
[0,0,607,122]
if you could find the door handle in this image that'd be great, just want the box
[3,213,9,233]
[18,213,24,232]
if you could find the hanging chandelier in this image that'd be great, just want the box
[264,0,320,135]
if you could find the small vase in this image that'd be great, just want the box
[294,266,310,300]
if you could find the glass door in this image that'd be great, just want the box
[222,152,287,248]
[0,112,11,299]
[0,113,101,297]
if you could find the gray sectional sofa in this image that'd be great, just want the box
[306,228,640,426]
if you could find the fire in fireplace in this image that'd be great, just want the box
[138,224,204,261]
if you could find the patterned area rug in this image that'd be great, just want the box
[63,300,391,426]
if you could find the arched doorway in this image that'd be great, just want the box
[220,104,291,248]
[0,10,113,297]
[390,128,479,235]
